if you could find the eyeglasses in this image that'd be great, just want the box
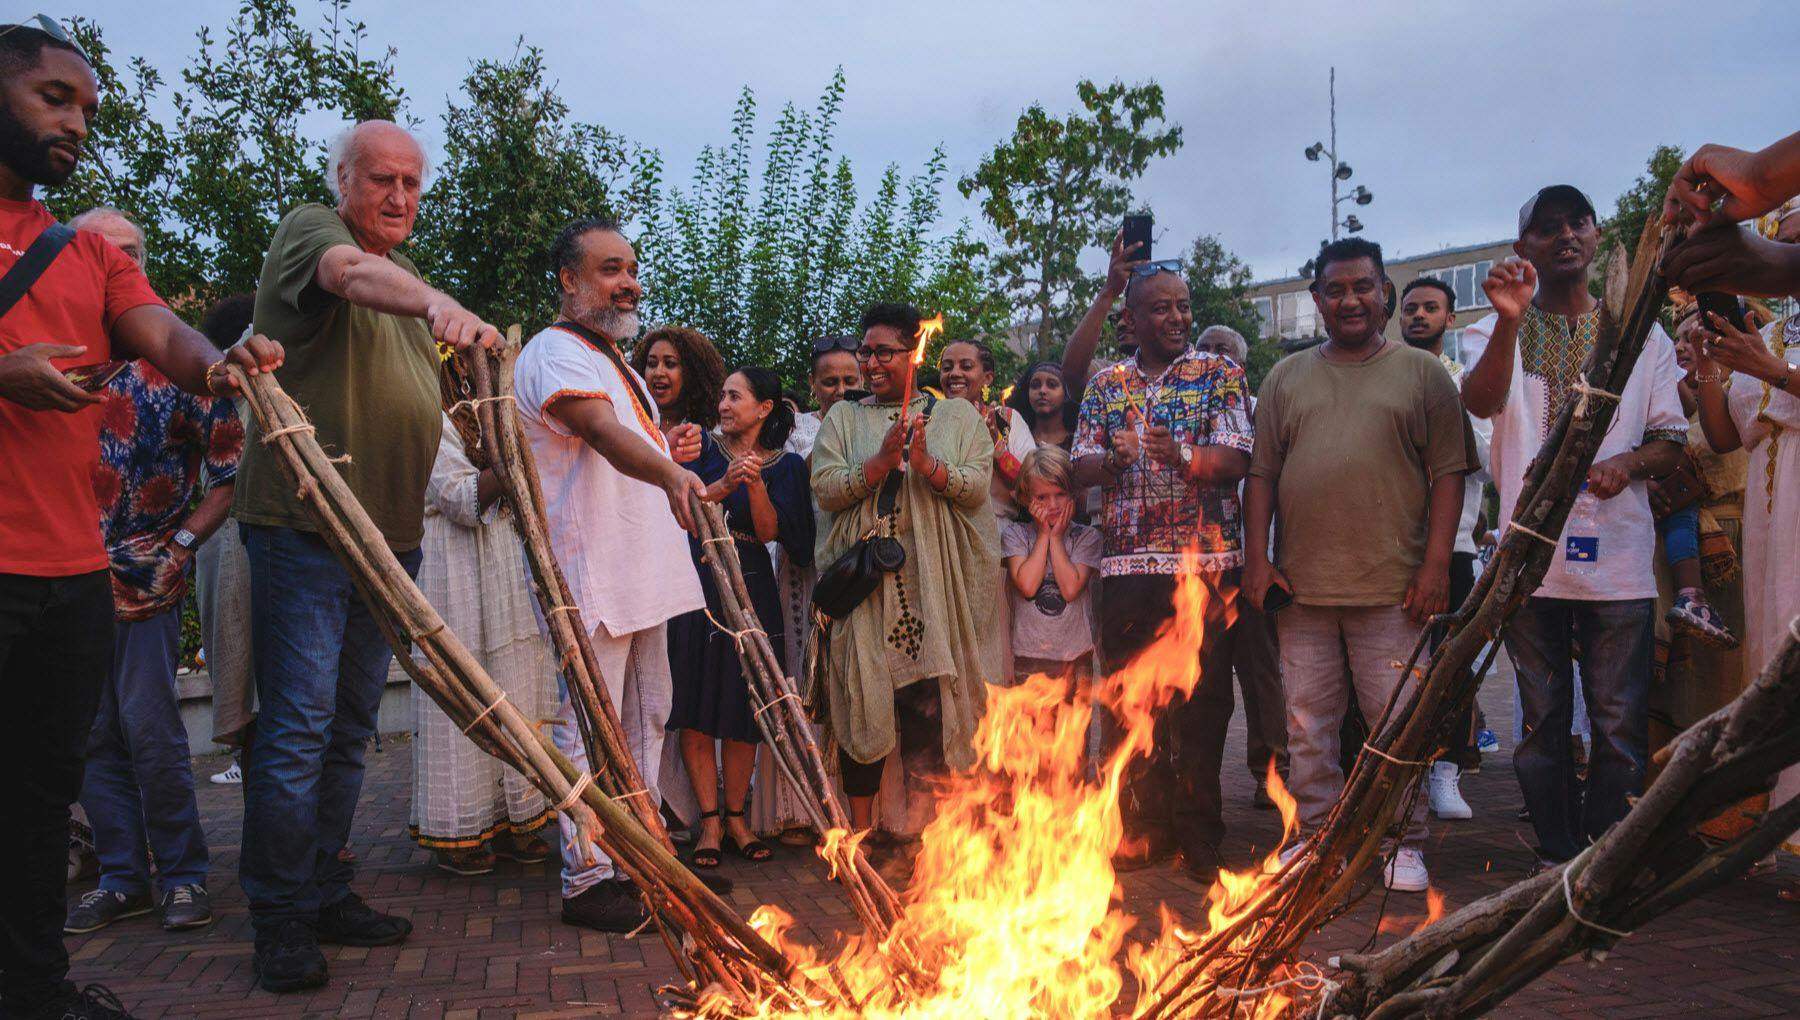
[1130,259,1183,278]
[0,15,90,64]
[854,346,912,365]
[812,334,858,355]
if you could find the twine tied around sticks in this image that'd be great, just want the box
[553,771,595,813]
[1361,742,1433,768]
[461,691,508,734]
[702,606,768,651]
[261,420,352,464]
[1215,962,1342,1020]
[1570,378,1624,419]
[1507,519,1560,547]
[755,692,801,719]
[1561,855,1633,940]
[446,393,518,417]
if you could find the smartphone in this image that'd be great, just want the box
[1123,213,1153,262]
[63,360,128,392]
[1695,291,1749,332]
[1263,584,1294,614]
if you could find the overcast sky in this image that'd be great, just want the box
[82,0,1798,282]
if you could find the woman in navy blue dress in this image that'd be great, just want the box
[667,366,815,866]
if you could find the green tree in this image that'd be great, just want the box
[638,71,974,390]
[1184,234,1262,345]
[411,43,643,332]
[1600,143,1685,270]
[958,80,1182,360]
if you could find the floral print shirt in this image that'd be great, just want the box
[92,362,244,620]
[1073,348,1254,575]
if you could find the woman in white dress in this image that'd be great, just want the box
[409,415,555,875]
[1692,309,1800,876]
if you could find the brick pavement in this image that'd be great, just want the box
[69,665,1800,1018]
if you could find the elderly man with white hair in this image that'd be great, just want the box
[229,119,498,994]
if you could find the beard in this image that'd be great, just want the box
[0,99,76,186]
[569,292,640,342]
[1404,327,1445,351]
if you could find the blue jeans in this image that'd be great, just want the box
[1657,504,1699,565]
[1504,596,1654,862]
[81,608,208,895]
[239,525,419,931]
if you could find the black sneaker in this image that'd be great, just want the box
[64,889,152,934]
[160,884,212,931]
[253,919,328,993]
[24,982,136,1019]
[561,880,651,933]
[317,892,412,946]
[1177,843,1222,884]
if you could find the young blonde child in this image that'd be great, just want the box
[1001,446,1103,685]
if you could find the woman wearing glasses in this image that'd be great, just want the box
[810,303,1001,851]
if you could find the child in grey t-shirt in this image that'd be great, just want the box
[1001,446,1103,684]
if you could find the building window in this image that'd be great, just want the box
[1443,328,1465,364]
[1253,296,1273,339]
[1277,290,1320,338]
[1423,259,1494,312]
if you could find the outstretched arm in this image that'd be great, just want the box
[549,394,705,532]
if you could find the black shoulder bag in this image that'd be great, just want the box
[810,395,934,621]
[0,223,76,321]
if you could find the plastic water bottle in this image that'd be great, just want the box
[1564,482,1600,576]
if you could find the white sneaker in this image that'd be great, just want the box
[1262,840,1308,875]
[1384,847,1429,892]
[1429,760,1472,820]
[210,762,242,785]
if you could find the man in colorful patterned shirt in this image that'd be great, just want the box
[1072,266,1253,883]
[65,209,243,939]
[1461,186,1687,868]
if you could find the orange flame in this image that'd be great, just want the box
[914,314,944,366]
[703,554,1307,1019]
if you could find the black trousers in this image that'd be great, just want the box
[839,679,945,798]
[1338,552,1480,773]
[1100,571,1236,855]
[0,571,114,1013]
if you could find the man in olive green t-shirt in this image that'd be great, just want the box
[1243,238,1476,897]
[230,120,498,995]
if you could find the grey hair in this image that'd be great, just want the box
[68,206,143,242]
[325,120,431,202]
[1197,325,1248,364]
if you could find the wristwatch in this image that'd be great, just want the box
[1179,444,1195,471]
[1777,362,1798,391]
[173,528,198,551]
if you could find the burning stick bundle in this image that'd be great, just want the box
[234,363,825,1014]
[1323,623,1800,1019]
[686,493,905,939]
[1135,216,1687,1019]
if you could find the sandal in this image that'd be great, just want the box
[691,809,723,869]
[721,808,773,863]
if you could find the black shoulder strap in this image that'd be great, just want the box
[553,319,657,421]
[0,223,76,322]
[876,393,939,516]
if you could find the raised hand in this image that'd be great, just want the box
[1105,230,1149,296]
[1483,259,1537,321]
[668,422,704,465]
[1662,143,1785,227]
[906,414,936,476]
[1142,424,1182,467]
[1702,309,1786,380]
[1110,428,1142,470]
[209,335,286,397]
[1662,225,1800,299]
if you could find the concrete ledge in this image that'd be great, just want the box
[176,663,415,756]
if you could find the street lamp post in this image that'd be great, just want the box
[1303,67,1373,243]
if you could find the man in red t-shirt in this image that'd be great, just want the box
[0,23,281,1020]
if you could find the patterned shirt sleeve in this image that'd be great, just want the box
[1072,377,1110,458]
[1201,360,1255,453]
[200,395,246,490]
[1641,326,1689,447]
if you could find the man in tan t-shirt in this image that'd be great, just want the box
[1244,237,1476,895]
